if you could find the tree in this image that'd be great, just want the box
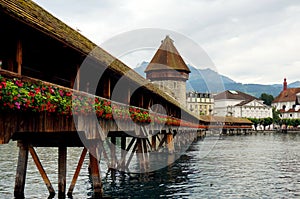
[272,107,281,125]
[259,93,274,106]
[248,118,260,131]
[261,117,273,130]
[290,119,300,128]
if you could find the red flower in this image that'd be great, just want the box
[1,82,6,88]
[15,80,23,87]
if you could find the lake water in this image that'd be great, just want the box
[1,132,300,198]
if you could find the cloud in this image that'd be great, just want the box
[33,0,300,84]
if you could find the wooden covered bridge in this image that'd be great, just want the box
[0,1,252,198]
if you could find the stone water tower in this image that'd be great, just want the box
[144,36,190,106]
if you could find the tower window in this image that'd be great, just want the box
[174,82,177,89]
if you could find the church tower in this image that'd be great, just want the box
[144,36,190,106]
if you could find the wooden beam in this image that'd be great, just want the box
[67,148,87,198]
[117,137,135,171]
[29,147,55,197]
[125,140,138,169]
[14,141,28,198]
[58,147,67,199]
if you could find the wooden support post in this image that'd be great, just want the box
[110,136,116,179]
[157,132,167,149]
[121,136,126,170]
[67,148,87,198]
[58,147,67,199]
[89,147,103,198]
[14,141,28,198]
[125,141,138,169]
[167,132,175,153]
[117,137,135,171]
[103,77,111,99]
[75,64,80,90]
[29,147,55,197]
[151,135,157,151]
[16,39,22,75]
[142,138,149,170]
[136,138,145,172]
[127,88,131,104]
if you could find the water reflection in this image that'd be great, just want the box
[1,133,300,198]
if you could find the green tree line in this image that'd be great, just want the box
[248,108,300,131]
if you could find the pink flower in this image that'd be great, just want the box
[15,102,21,109]
[59,90,64,97]
[15,80,23,87]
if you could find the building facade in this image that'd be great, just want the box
[272,78,300,119]
[144,36,190,106]
[186,91,214,115]
[214,90,272,118]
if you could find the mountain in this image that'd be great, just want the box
[133,62,298,98]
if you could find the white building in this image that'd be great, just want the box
[272,78,300,119]
[186,91,214,115]
[214,90,272,118]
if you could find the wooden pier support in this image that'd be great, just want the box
[120,136,126,170]
[166,132,175,153]
[151,135,157,151]
[14,142,28,198]
[89,147,103,198]
[67,148,87,197]
[58,147,67,199]
[29,147,55,197]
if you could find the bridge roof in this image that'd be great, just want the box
[0,0,198,121]
[145,36,191,73]
[200,115,252,124]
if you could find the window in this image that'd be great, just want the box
[174,82,177,89]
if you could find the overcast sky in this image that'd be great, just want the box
[33,0,300,85]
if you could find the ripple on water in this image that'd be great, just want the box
[1,133,300,198]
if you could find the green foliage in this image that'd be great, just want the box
[248,118,260,130]
[272,107,281,124]
[261,117,273,130]
[259,93,274,105]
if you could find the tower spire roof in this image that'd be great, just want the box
[144,35,190,73]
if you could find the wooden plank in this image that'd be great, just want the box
[29,147,55,197]
[58,147,67,199]
[14,141,28,198]
[67,148,87,198]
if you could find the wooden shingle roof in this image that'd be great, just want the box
[145,36,190,73]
